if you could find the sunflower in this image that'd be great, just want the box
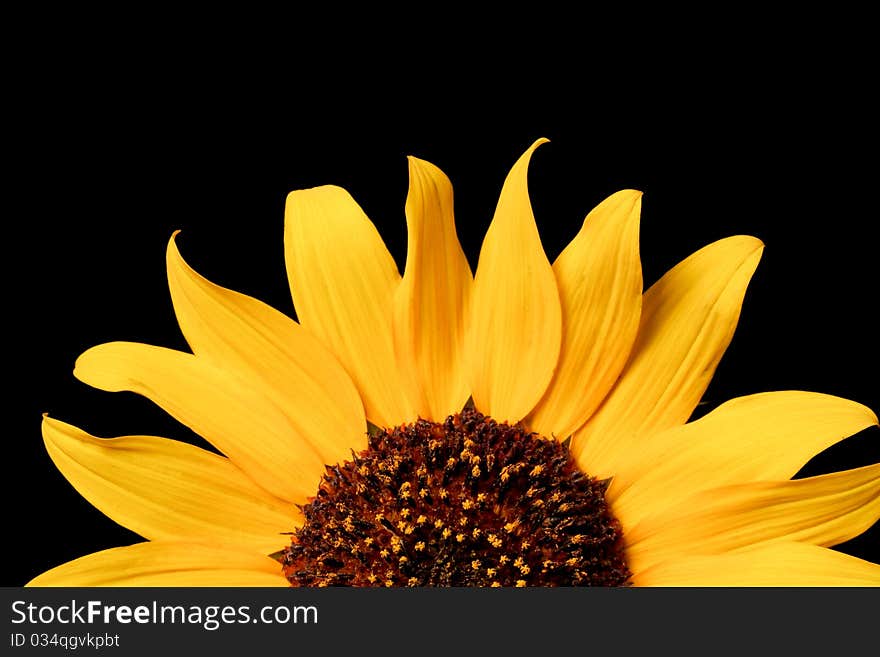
[30,139,879,587]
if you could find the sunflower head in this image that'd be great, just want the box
[30,139,880,587]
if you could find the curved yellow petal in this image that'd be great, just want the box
[634,542,880,586]
[465,139,561,423]
[393,157,472,421]
[527,190,643,439]
[74,341,324,502]
[574,235,764,478]
[42,416,299,555]
[284,185,414,428]
[167,234,366,466]
[626,463,880,573]
[27,542,289,587]
[608,391,879,528]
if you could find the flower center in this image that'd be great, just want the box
[280,409,631,586]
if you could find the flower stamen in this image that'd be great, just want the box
[281,410,631,587]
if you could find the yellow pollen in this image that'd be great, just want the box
[281,408,631,588]
[491,582,501,587]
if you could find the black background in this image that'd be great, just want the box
[6,62,878,586]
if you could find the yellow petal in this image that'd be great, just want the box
[608,391,879,528]
[634,541,880,586]
[42,416,299,555]
[573,235,764,478]
[626,463,880,573]
[167,234,366,466]
[27,542,289,587]
[392,157,473,421]
[284,185,415,427]
[74,341,324,502]
[465,139,561,423]
[527,190,643,439]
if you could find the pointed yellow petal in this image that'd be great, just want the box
[608,391,879,528]
[465,139,561,423]
[284,185,414,427]
[74,341,324,502]
[392,157,473,421]
[527,190,643,439]
[634,542,880,586]
[574,235,764,478]
[626,463,880,573]
[27,542,289,587]
[167,234,366,466]
[42,417,299,555]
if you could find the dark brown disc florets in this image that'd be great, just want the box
[281,409,631,586]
